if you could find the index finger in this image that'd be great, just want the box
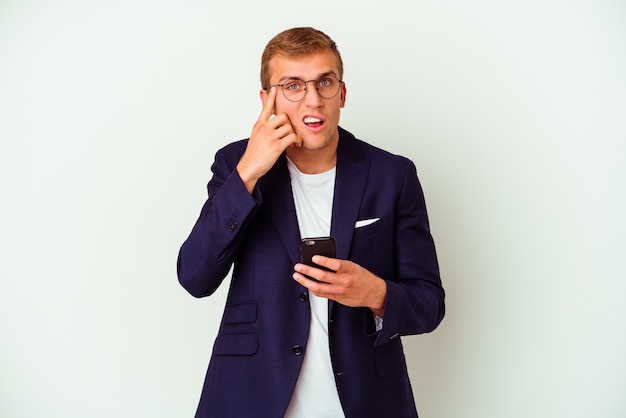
[259,86,277,121]
[311,255,341,273]
[294,263,335,284]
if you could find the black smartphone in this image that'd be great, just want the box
[299,236,337,281]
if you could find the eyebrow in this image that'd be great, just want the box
[277,71,339,83]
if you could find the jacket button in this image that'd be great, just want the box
[227,221,238,232]
[292,345,303,356]
[299,292,308,302]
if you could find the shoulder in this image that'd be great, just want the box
[217,138,249,159]
[338,127,415,172]
[211,138,249,170]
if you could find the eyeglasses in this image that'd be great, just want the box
[265,75,343,102]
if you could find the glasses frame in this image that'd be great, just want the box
[264,75,344,102]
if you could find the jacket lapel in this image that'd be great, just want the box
[330,128,369,260]
[261,154,302,265]
[329,128,370,315]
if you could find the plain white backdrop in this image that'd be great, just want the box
[1,0,625,417]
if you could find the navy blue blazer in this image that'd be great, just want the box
[178,127,445,418]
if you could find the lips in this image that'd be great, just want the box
[303,116,324,129]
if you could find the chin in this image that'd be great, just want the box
[301,137,332,151]
[300,129,336,150]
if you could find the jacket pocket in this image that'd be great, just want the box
[352,214,389,239]
[213,332,258,356]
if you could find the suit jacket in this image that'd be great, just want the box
[177,127,445,418]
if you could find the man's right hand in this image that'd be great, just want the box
[236,87,301,194]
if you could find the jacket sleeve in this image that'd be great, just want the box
[177,146,261,298]
[373,161,445,347]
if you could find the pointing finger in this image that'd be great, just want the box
[259,86,277,122]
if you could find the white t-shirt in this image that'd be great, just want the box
[284,158,346,418]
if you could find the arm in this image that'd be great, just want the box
[177,149,260,298]
[372,161,445,344]
[177,87,301,298]
[293,161,445,344]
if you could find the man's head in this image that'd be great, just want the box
[260,27,343,89]
[259,28,347,165]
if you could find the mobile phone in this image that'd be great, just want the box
[299,236,337,281]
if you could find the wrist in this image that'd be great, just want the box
[369,278,387,318]
[236,164,258,194]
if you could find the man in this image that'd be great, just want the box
[177,27,445,418]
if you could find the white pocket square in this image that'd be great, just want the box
[355,218,380,228]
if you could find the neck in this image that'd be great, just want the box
[286,145,337,174]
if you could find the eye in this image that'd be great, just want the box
[318,78,333,88]
[284,80,303,91]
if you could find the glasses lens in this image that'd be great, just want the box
[282,80,306,102]
[317,76,340,99]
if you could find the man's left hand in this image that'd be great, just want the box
[293,256,387,317]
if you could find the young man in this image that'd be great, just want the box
[177,27,445,418]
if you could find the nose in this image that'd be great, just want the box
[302,81,323,106]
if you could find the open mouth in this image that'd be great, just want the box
[303,116,324,128]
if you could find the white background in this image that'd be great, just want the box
[1,1,625,417]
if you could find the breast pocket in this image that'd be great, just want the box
[353,215,388,239]
[350,215,393,278]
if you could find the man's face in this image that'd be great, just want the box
[261,50,346,153]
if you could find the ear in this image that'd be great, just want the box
[339,82,347,108]
[260,88,268,107]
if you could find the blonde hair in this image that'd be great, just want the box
[260,27,344,88]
